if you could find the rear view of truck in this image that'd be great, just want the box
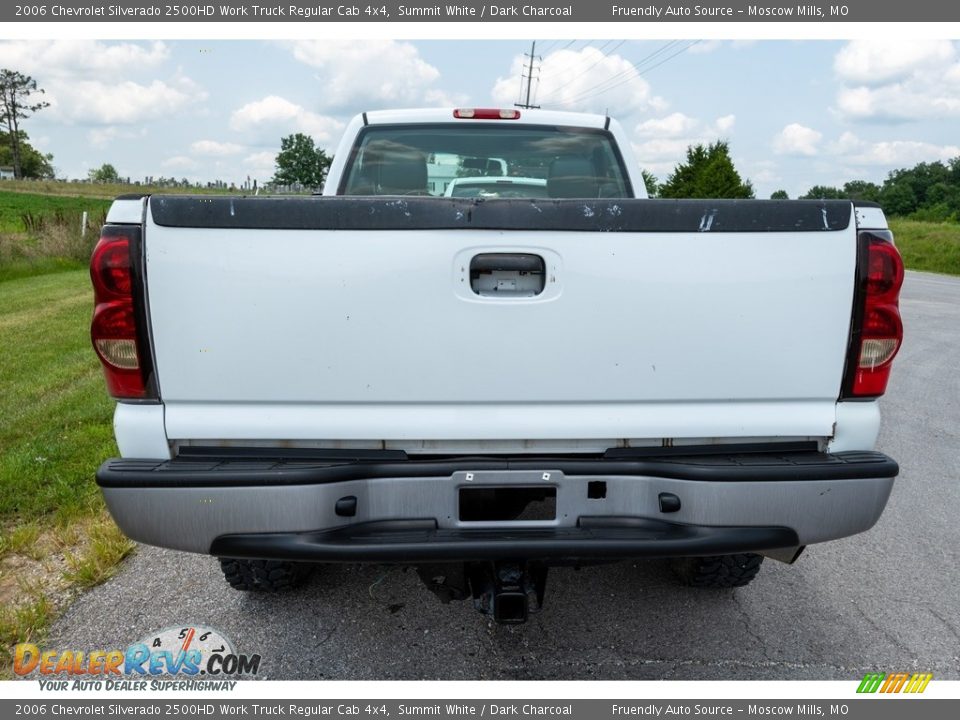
[90,109,902,624]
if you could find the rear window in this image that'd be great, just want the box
[339,124,631,198]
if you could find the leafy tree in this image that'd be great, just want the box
[0,130,53,178]
[879,181,917,217]
[800,185,844,200]
[640,169,659,198]
[659,141,754,199]
[924,182,960,216]
[271,133,332,189]
[0,69,50,179]
[795,155,960,220]
[842,180,881,202]
[769,190,789,200]
[949,157,960,185]
[886,161,950,208]
[88,163,120,183]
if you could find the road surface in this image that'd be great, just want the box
[48,271,960,680]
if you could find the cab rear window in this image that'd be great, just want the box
[340,124,631,198]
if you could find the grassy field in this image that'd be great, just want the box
[0,179,236,200]
[0,191,106,283]
[889,218,960,276]
[0,273,132,675]
[0,191,112,234]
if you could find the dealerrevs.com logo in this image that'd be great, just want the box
[14,625,259,690]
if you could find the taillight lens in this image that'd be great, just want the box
[844,230,904,398]
[91,236,132,298]
[90,227,154,400]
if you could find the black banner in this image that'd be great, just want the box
[5,1,960,23]
[1,699,959,719]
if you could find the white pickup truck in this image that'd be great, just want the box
[91,108,903,623]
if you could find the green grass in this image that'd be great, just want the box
[0,179,235,201]
[0,191,112,234]
[0,271,117,521]
[63,520,135,590]
[0,523,43,560]
[0,258,86,284]
[0,591,53,648]
[890,218,960,276]
[0,269,127,674]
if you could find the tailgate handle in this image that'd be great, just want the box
[470,253,545,297]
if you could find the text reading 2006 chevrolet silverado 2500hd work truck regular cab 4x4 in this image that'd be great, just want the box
[91,108,902,624]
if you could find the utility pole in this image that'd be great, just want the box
[515,41,541,109]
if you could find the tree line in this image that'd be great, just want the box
[3,66,958,220]
[644,141,960,222]
[795,160,960,221]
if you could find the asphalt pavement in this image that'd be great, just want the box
[47,271,960,680]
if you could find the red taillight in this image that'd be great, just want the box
[453,108,521,120]
[91,235,132,298]
[844,230,904,398]
[90,227,153,400]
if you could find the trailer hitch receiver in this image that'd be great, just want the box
[470,561,548,624]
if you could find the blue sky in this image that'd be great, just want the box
[1,39,958,197]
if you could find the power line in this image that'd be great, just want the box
[535,41,620,98]
[545,40,701,109]
[543,40,680,106]
[553,40,680,102]
[536,40,628,102]
[536,40,561,54]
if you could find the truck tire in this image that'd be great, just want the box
[671,553,764,588]
[218,558,312,592]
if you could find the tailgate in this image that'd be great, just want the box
[143,197,857,444]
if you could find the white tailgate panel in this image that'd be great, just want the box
[145,218,856,441]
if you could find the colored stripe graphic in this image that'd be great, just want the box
[904,673,933,694]
[857,672,932,694]
[881,672,910,693]
[857,673,885,693]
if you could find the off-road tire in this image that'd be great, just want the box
[671,553,764,588]
[218,558,312,592]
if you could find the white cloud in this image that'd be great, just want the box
[835,83,960,122]
[229,96,343,145]
[286,40,458,110]
[688,41,723,55]
[635,113,699,138]
[833,40,960,121]
[87,126,147,148]
[827,133,960,167]
[830,131,865,155]
[0,40,169,80]
[161,156,197,170]
[688,40,755,55]
[834,40,956,86]
[631,114,738,175]
[0,41,203,130]
[242,151,278,179]
[493,47,667,117]
[749,162,780,186]
[48,77,206,126]
[190,140,244,156]
[773,123,823,156]
[715,114,736,133]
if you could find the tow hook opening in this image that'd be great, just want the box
[416,561,548,625]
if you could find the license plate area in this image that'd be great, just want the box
[458,486,557,522]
